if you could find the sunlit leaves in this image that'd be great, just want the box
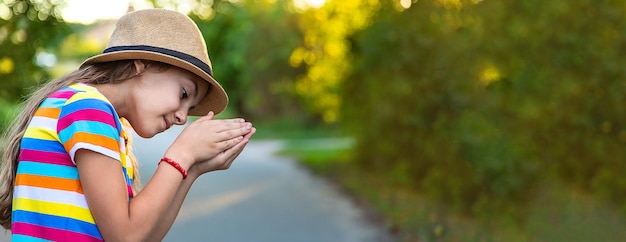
[479,64,501,87]
[436,0,461,10]
[292,0,325,10]
[0,57,13,73]
[9,28,25,43]
[398,0,413,9]
[291,0,380,122]
[0,4,10,20]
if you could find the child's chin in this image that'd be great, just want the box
[136,130,158,139]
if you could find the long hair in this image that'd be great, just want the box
[0,60,169,230]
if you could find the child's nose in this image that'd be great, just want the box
[174,111,187,125]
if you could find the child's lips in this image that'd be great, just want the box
[164,117,171,130]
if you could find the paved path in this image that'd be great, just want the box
[134,126,393,242]
[0,125,393,242]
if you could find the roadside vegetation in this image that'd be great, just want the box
[2,1,626,241]
[278,135,626,241]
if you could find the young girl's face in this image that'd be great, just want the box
[125,62,210,138]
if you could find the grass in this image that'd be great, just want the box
[249,118,343,140]
[278,143,626,242]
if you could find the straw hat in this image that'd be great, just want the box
[81,8,228,116]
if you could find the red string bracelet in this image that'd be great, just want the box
[159,157,188,179]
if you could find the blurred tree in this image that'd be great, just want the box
[343,0,538,216]
[0,0,70,102]
[289,0,380,122]
[494,0,626,208]
[149,0,307,121]
[194,0,305,120]
[342,0,626,218]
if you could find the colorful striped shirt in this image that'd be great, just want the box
[12,83,135,241]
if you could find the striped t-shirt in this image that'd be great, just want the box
[12,82,135,241]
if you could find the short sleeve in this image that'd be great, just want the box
[57,91,123,164]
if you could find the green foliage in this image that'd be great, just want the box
[289,0,380,122]
[342,0,626,218]
[252,117,341,140]
[56,23,104,62]
[186,0,308,121]
[288,148,626,241]
[0,0,70,101]
[0,98,19,132]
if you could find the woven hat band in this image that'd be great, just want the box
[103,45,214,77]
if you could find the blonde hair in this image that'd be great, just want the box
[0,60,170,229]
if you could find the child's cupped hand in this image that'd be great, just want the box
[190,123,256,174]
[165,111,254,172]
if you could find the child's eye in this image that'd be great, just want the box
[181,88,189,99]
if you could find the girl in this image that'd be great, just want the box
[0,9,256,241]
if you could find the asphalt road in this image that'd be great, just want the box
[134,125,393,242]
[0,124,393,242]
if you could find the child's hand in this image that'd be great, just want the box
[189,125,256,175]
[165,112,253,169]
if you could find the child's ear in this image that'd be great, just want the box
[133,60,146,74]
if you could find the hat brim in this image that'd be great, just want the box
[81,50,228,116]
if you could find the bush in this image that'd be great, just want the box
[341,0,626,217]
